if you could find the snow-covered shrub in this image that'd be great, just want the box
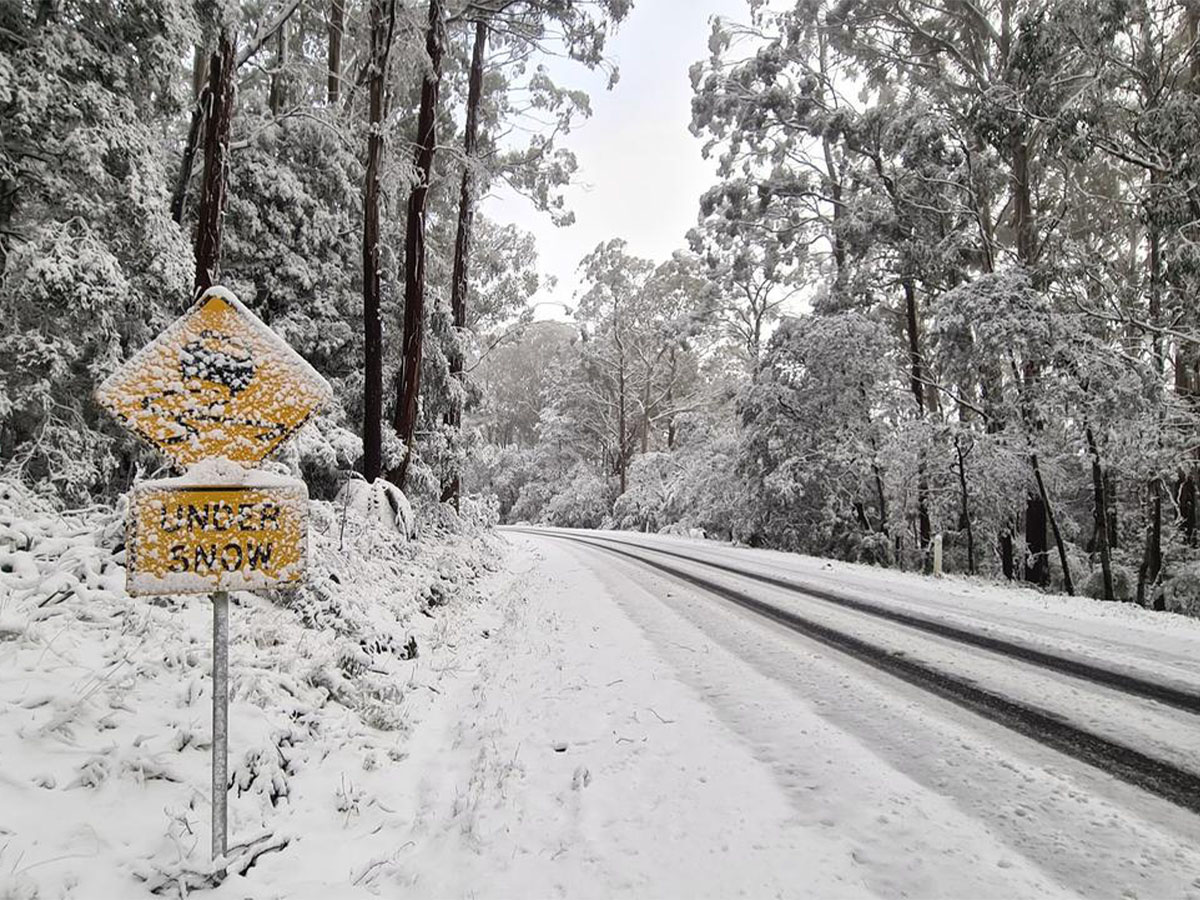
[292,418,363,500]
[1163,565,1200,616]
[0,467,501,895]
[510,480,555,524]
[1081,563,1136,602]
[334,477,415,540]
[543,466,616,528]
[612,453,676,531]
[1048,544,1091,595]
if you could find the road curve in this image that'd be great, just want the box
[504,525,1200,817]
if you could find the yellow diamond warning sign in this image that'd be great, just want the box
[96,287,333,467]
[127,481,308,595]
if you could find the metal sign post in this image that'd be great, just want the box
[211,590,229,862]
[94,286,332,864]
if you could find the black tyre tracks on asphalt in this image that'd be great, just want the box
[509,527,1200,816]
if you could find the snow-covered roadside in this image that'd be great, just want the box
[551,528,1200,692]
[0,479,500,899]
[386,532,1100,899]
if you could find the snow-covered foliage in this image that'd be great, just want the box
[470,0,1200,617]
[0,477,499,896]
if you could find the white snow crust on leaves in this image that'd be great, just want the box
[0,478,499,899]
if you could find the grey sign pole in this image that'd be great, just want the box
[212,590,230,861]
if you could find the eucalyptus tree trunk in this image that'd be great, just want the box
[1140,182,1164,605]
[268,22,288,115]
[903,279,932,570]
[391,0,445,488]
[193,30,236,294]
[954,435,976,575]
[361,0,393,482]
[1086,424,1115,602]
[442,18,487,507]
[328,0,344,104]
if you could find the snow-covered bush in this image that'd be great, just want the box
[612,453,676,531]
[0,469,500,895]
[543,466,616,528]
[292,418,363,500]
[334,477,415,540]
[1163,565,1200,617]
[1048,544,1092,595]
[1081,563,1136,602]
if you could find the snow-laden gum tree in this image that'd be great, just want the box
[467,0,1200,616]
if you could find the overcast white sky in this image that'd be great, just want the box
[481,0,747,317]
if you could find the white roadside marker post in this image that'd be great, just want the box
[212,589,230,861]
[95,286,332,866]
[933,533,944,577]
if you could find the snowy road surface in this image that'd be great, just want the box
[399,527,1200,899]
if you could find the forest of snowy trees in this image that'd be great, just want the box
[470,0,1200,612]
[7,0,1200,612]
[0,0,628,500]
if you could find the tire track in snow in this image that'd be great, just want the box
[512,528,1200,715]
[509,527,1200,817]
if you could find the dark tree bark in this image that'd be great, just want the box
[193,31,236,294]
[903,279,932,570]
[173,4,301,225]
[171,91,207,225]
[1140,180,1164,605]
[1086,424,1115,602]
[441,17,487,507]
[269,21,288,115]
[1030,451,1073,595]
[999,524,1015,580]
[328,0,344,105]
[1011,135,1055,587]
[361,0,394,483]
[390,0,445,488]
[955,435,976,575]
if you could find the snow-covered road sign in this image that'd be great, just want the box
[127,480,308,595]
[96,287,333,467]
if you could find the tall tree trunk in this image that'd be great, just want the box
[191,44,208,99]
[1140,175,1164,605]
[1030,451,1073,595]
[360,0,393,483]
[1086,424,1115,602]
[999,521,1015,580]
[171,45,210,225]
[193,30,236,294]
[441,18,487,507]
[1012,139,1051,586]
[955,435,976,575]
[327,0,344,105]
[269,21,288,115]
[1104,470,1118,549]
[171,89,207,225]
[618,351,628,494]
[903,279,932,570]
[390,0,444,488]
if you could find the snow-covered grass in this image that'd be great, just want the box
[0,479,500,899]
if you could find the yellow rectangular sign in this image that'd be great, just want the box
[127,482,308,595]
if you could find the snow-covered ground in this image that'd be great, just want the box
[542,526,1200,694]
[464,530,1200,899]
[7,498,1200,898]
[0,480,500,899]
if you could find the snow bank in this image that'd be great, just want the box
[0,477,499,898]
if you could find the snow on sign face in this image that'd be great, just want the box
[127,481,308,595]
[95,287,334,467]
